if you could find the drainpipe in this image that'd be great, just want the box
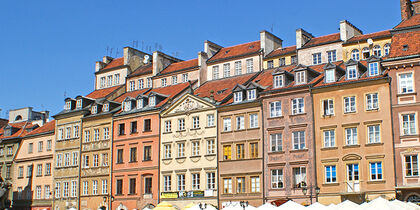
[260,99,266,204]
[387,75,399,199]
[110,117,115,210]
[309,86,318,204]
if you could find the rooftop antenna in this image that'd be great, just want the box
[270,24,274,33]
[110,48,113,56]
[116,48,120,57]
[64,91,67,99]
[141,41,144,50]
[106,46,109,56]
[135,40,138,48]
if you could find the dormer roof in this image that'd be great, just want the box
[366,55,382,63]
[301,33,341,49]
[207,41,261,63]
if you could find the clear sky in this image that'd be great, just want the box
[0,0,401,118]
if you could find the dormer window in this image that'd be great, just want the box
[296,71,306,85]
[102,104,109,112]
[124,101,131,112]
[161,78,167,87]
[362,47,370,60]
[65,101,71,110]
[325,69,335,83]
[384,44,390,56]
[273,75,284,88]
[149,96,156,107]
[129,81,136,91]
[137,99,143,109]
[76,99,82,109]
[373,45,382,57]
[91,106,97,114]
[368,62,379,76]
[347,66,358,80]
[234,92,243,103]
[247,89,256,100]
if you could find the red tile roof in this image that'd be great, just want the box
[394,14,420,29]
[101,57,124,70]
[266,45,297,58]
[388,30,420,59]
[207,41,261,63]
[346,30,392,44]
[85,85,124,99]
[0,122,37,139]
[302,33,341,48]
[194,73,257,102]
[158,59,199,76]
[26,120,55,136]
[128,64,153,78]
[114,88,150,103]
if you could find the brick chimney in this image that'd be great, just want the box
[260,30,283,57]
[198,51,208,86]
[95,61,106,72]
[296,28,314,49]
[152,51,182,76]
[413,0,420,14]
[340,20,363,42]
[123,47,152,74]
[204,40,223,58]
[400,0,414,21]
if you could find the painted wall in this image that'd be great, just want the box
[297,42,342,66]
[207,55,261,81]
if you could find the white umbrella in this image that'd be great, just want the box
[278,200,305,210]
[305,202,326,210]
[257,203,278,210]
[361,197,400,210]
[325,203,337,210]
[337,200,360,210]
[391,199,416,210]
[407,202,420,210]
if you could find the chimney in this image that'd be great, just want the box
[296,28,314,49]
[152,51,182,76]
[95,61,106,72]
[102,56,113,64]
[340,20,363,42]
[260,30,283,57]
[198,51,208,86]
[400,0,414,21]
[413,0,420,14]
[204,40,223,58]
[123,47,152,74]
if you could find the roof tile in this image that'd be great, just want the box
[207,41,261,63]
[394,14,420,29]
[302,33,341,48]
[85,85,124,99]
[266,45,297,58]
[101,57,124,70]
[159,59,199,76]
[388,30,420,59]
[26,120,55,136]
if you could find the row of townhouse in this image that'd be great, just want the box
[1,1,420,210]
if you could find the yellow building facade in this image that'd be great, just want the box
[342,31,392,62]
[263,46,297,69]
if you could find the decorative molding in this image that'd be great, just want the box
[174,98,205,113]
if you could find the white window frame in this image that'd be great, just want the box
[236,116,245,130]
[207,139,215,154]
[344,96,356,113]
[370,162,383,180]
[293,131,305,150]
[212,65,219,80]
[192,116,200,129]
[402,113,417,135]
[325,69,335,83]
[399,73,414,94]
[164,144,171,159]
[247,89,256,100]
[292,98,304,114]
[223,118,231,131]
[164,120,172,132]
[192,173,200,190]
[246,59,254,73]
[295,71,306,85]
[271,169,283,189]
[366,93,379,110]
[368,124,381,143]
[327,50,337,62]
[312,53,322,65]
[345,127,358,145]
[270,101,281,117]
[177,143,185,158]
[233,91,243,103]
[325,165,337,183]
[178,118,185,131]
[273,75,284,88]
[235,61,242,75]
[323,129,335,148]
[223,63,231,78]
[249,114,259,128]
[270,133,282,152]
[207,114,215,127]
[368,62,380,76]
[347,65,358,80]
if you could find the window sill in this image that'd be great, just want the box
[190,128,201,131]
[142,159,152,162]
[162,158,173,161]
[365,142,384,147]
[129,161,138,163]
[290,148,308,153]
[190,155,201,158]
[118,134,126,136]
[343,144,360,149]
[397,92,417,97]
[18,177,23,179]
[176,130,186,133]
[290,113,306,117]
[247,127,260,131]
[344,111,357,114]
[268,151,285,154]
[221,130,233,134]
[204,154,216,157]
[143,130,152,133]
[36,175,42,177]
[367,180,385,184]
[163,132,172,134]
[405,176,419,178]
[205,126,216,129]
[321,147,338,151]
[175,157,186,160]
[236,128,246,131]
[400,134,419,139]
[268,116,284,120]
[116,162,124,164]
[322,114,334,118]
[322,182,339,186]
[130,132,138,135]
[366,108,379,112]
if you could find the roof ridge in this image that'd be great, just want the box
[220,40,259,49]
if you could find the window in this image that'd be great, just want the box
[165,120,171,133]
[76,99,82,109]
[172,76,177,85]
[293,167,307,188]
[182,73,188,82]
[291,55,297,64]
[347,66,357,80]
[178,118,185,131]
[366,93,379,110]
[38,141,43,152]
[56,154,62,167]
[192,173,200,190]
[235,61,242,75]
[370,162,383,180]
[325,165,337,183]
[164,144,171,159]
[237,177,245,193]
[65,101,71,110]
[118,123,125,135]
[270,101,281,117]
[144,119,151,131]
[246,59,254,73]
[192,116,200,129]
[37,164,42,176]
[399,73,414,93]
[28,143,33,154]
[177,174,185,191]
[129,147,137,162]
[100,77,106,88]
[137,99,143,109]
[63,182,69,197]
[345,127,358,145]
[102,180,108,194]
[116,180,123,195]
[70,182,77,198]
[384,44,390,56]
[323,99,334,116]
[117,149,123,163]
[55,182,61,198]
[47,140,52,151]
[273,75,284,88]
[177,143,185,157]
[58,128,64,140]
[6,165,10,178]
[368,62,379,76]
[103,104,109,112]
[83,155,89,168]
[94,129,100,141]
[223,178,232,194]
[247,89,256,100]
[0,147,3,156]
[249,114,258,128]
[236,144,244,159]
[373,45,382,57]
[45,185,50,199]
[144,146,152,160]
[149,96,156,107]
[234,91,243,103]
[107,75,113,87]
[271,169,283,189]
[292,98,304,114]
[144,177,152,194]
[192,141,200,156]
[130,121,137,133]
[7,146,13,155]
[45,163,51,175]
[92,180,98,195]
[72,152,78,166]
[368,125,381,143]
[351,49,360,61]
[212,66,219,80]
[84,130,91,142]
[146,77,152,88]
[102,153,108,166]
[36,186,42,199]
[267,60,274,69]
[325,69,335,83]
[64,153,70,166]
[362,47,370,59]
[207,172,216,190]
[223,63,231,77]
[103,127,109,140]
[402,114,416,135]
[223,145,231,160]
[250,142,258,158]
[312,53,322,64]
[251,176,260,192]
[207,114,215,127]
[344,96,356,113]
[293,131,305,150]
[129,81,136,91]
[138,79,144,89]
[279,58,286,66]
[129,178,136,194]
[327,50,337,62]
[295,71,306,84]
[164,175,171,192]
[161,78,167,87]
[323,130,335,147]
[18,166,23,178]
[271,133,282,152]
[405,155,419,176]
[236,116,244,130]
[223,118,231,131]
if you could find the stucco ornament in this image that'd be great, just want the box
[174,98,204,113]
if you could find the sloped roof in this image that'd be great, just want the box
[158,59,199,76]
[346,30,392,44]
[266,45,297,58]
[387,30,420,59]
[127,64,153,78]
[302,33,341,48]
[0,121,37,140]
[207,41,261,63]
[394,14,420,29]
[101,57,124,70]
[113,88,150,103]
[85,85,124,99]
[26,120,55,136]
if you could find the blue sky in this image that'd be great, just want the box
[0,0,400,118]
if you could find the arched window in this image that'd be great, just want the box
[362,47,370,59]
[384,43,391,56]
[373,45,382,57]
[351,49,360,61]
[15,115,22,121]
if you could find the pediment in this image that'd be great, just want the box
[323,62,336,70]
[342,154,362,161]
[163,94,214,116]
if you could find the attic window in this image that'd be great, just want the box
[325,69,335,83]
[91,106,97,114]
[247,89,256,100]
[217,88,228,95]
[15,115,22,121]
[249,45,254,49]
[273,75,284,88]
[149,96,156,107]
[76,99,82,109]
[346,66,358,80]
[234,91,243,103]
[137,99,143,109]
[403,45,408,51]
[102,104,109,112]
[124,101,131,112]
[65,101,71,110]
[225,50,230,54]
